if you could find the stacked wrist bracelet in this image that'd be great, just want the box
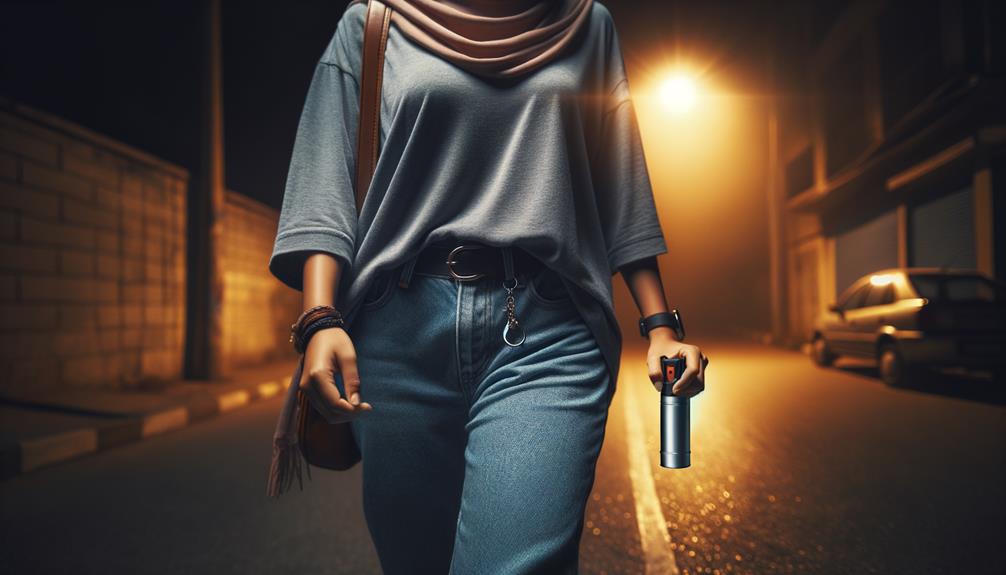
[289,305,345,354]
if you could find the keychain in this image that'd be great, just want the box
[501,248,526,346]
[502,277,525,346]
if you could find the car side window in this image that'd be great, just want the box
[842,284,872,310]
[862,284,894,307]
[881,284,895,304]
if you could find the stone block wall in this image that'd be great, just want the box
[221,190,300,373]
[0,98,303,395]
[0,100,187,394]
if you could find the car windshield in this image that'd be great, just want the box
[909,274,1004,303]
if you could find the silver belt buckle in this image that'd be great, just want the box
[446,244,487,281]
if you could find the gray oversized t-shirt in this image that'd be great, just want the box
[270,0,668,389]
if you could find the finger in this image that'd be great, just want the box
[648,354,664,392]
[697,351,706,385]
[671,365,697,395]
[334,345,372,411]
[300,382,343,422]
[300,369,335,413]
[672,348,702,395]
[679,379,704,399]
[308,364,359,415]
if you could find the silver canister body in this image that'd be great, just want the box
[660,391,690,468]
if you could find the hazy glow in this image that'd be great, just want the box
[658,73,698,115]
[631,61,747,196]
[870,274,895,286]
[608,50,769,334]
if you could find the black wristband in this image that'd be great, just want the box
[639,309,685,341]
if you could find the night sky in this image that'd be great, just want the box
[1,0,785,210]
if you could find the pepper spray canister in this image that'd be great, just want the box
[659,355,690,468]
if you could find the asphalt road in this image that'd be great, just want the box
[618,340,1006,575]
[2,340,1004,574]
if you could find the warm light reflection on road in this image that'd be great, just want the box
[611,341,1006,574]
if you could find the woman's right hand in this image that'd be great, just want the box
[299,326,373,422]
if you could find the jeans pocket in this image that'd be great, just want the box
[526,267,572,307]
[361,271,398,311]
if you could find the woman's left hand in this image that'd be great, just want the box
[646,330,708,396]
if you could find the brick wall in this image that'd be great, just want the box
[0,101,187,394]
[0,98,303,395]
[221,190,300,373]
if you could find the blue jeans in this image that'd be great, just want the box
[339,251,614,574]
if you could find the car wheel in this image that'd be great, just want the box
[878,342,912,388]
[811,336,835,367]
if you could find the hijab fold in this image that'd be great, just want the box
[347,0,594,78]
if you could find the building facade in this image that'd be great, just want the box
[770,0,1005,345]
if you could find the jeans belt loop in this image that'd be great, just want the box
[398,255,419,289]
[502,247,515,285]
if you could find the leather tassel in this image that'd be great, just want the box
[265,355,314,498]
[266,434,309,498]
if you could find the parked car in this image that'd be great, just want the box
[810,268,1005,387]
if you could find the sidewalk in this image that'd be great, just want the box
[0,359,297,481]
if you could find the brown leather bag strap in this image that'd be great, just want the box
[355,0,391,216]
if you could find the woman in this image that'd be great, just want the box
[268,0,708,572]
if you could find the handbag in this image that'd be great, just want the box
[295,0,392,472]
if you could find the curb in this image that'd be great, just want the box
[0,376,290,481]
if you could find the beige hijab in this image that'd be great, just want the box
[346,0,594,78]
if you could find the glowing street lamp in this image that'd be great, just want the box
[658,73,698,115]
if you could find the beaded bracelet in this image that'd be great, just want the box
[300,315,345,352]
[290,305,345,354]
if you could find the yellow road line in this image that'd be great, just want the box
[257,381,282,398]
[216,390,250,412]
[142,407,189,437]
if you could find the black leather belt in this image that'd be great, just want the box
[410,240,545,282]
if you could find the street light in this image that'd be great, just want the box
[658,72,698,115]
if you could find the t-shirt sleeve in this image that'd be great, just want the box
[591,9,668,275]
[268,5,365,292]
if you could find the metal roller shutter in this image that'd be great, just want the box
[835,209,899,295]
[910,186,976,269]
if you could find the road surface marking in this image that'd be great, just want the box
[623,366,680,575]
[217,390,250,412]
[142,407,188,437]
[257,381,282,398]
